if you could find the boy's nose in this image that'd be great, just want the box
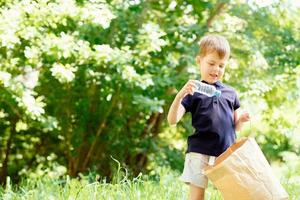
[211,66,219,72]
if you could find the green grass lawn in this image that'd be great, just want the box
[0,165,298,200]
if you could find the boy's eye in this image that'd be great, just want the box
[219,65,224,68]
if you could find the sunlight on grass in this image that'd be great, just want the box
[0,164,298,200]
[0,166,220,200]
[0,158,300,200]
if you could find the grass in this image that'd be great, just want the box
[0,165,298,200]
[0,166,222,200]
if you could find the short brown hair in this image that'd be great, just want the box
[198,35,230,58]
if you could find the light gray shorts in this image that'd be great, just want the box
[179,152,216,189]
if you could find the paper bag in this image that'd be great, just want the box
[203,138,289,200]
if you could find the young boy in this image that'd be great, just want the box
[167,35,250,200]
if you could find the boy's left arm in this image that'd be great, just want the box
[234,110,250,131]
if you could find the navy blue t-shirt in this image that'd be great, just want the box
[181,80,240,157]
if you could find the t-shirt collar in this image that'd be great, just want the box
[201,80,222,87]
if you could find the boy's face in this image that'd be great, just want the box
[196,51,228,84]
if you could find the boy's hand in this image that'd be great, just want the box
[239,111,250,123]
[177,80,197,99]
[235,110,250,131]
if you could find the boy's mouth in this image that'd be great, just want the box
[210,74,218,79]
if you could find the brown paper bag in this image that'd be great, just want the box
[203,137,289,200]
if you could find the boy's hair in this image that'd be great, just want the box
[198,35,230,59]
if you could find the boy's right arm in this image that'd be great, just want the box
[167,80,197,126]
[167,95,186,126]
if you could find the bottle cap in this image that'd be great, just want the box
[215,90,222,97]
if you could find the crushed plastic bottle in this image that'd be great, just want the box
[195,80,221,97]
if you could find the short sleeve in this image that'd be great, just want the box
[233,92,240,110]
[181,94,192,113]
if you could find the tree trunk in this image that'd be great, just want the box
[0,127,14,185]
[76,89,119,174]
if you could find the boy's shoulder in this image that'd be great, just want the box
[220,82,235,89]
[219,82,238,94]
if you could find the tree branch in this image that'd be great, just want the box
[80,88,119,171]
[205,1,229,29]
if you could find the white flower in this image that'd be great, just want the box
[139,74,154,90]
[24,46,40,59]
[40,116,59,132]
[41,33,77,59]
[252,51,269,69]
[75,40,93,62]
[247,0,276,9]
[0,32,21,48]
[54,0,78,18]
[50,63,77,83]
[0,6,22,48]
[122,65,138,81]
[138,22,168,53]
[80,2,116,29]
[15,121,28,132]
[0,71,12,87]
[179,14,197,25]
[223,13,247,32]
[48,164,67,178]
[228,58,239,69]
[15,66,39,89]
[106,94,112,101]
[19,26,39,40]
[168,1,177,11]
[21,91,45,118]
[0,109,8,118]
[93,45,132,65]
[94,44,115,62]
[59,33,75,58]
[122,65,154,89]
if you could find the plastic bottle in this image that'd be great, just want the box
[195,81,221,97]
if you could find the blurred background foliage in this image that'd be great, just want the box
[0,0,299,185]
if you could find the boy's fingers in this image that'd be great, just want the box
[189,80,199,87]
[186,84,197,92]
[191,83,197,88]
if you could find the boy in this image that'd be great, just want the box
[167,35,250,200]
